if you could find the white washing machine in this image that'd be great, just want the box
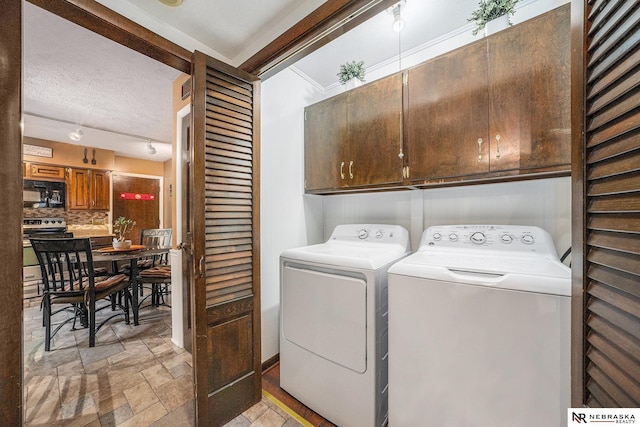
[388,225,571,427]
[280,224,410,427]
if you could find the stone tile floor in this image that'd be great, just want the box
[23,297,303,427]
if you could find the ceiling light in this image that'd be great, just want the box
[158,0,183,6]
[69,128,83,141]
[387,0,406,33]
[147,140,157,155]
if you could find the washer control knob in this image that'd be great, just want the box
[470,232,486,244]
[449,233,459,242]
[358,229,369,240]
[375,230,384,239]
[521,235,534,245]
[432,232,442,241]
[500,234,513,244]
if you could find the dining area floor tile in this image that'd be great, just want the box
[23,297,307,426]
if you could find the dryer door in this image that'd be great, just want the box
[282,266,367,373]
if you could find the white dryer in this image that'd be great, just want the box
[388,225,571,427]
[280,224,410,427]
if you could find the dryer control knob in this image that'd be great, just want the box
[376,230,384,239]
[521,235,534,245]
[500,234,513,244]
[358,229,369,239]
[449,233,459,242]
[470,232,486,244]
[433,232,442,241]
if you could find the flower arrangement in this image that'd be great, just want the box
[113,216,136,242]
[337,60,366,85]
[468,0,519,35]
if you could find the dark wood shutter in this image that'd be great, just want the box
[580,0,640,407]
[191,51,261,426]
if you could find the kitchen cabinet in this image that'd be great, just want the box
[487,4,571,172]
[66,167,110,210]
[304,73,404,192]
[23,162,66,181]
[407,5,570,184]
[407,40,490,181]
[304,93,347,191]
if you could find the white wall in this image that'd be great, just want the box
[259,0,572,362]
[260,68,324,361]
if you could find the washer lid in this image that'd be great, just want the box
[388,251,571,296]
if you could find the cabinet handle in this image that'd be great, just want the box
[477,138,483,162]
[340,162,345,180]
[349,161,354,179]
[495,134,501,159]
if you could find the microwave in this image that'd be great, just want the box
[23,179,66,209]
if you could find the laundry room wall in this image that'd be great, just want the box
[260,67,324,362]
[322,178,572,255]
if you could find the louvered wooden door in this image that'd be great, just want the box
[576,0,640,407]
[191,51,261,426]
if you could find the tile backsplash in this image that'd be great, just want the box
[24,208,110,230]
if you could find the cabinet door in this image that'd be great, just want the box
[91,169,110,210]
[66,168,90,210]
[304,94,347,191]
[347,73,404,187]
[29,163,66,181]
[487,5,570,172]
[407,41,489,181]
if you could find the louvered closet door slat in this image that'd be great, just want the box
[582,0,640,408]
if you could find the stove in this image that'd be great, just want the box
[23,217,68,299]
[23,217,67,236]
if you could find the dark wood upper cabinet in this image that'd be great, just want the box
[348,73,404,187]
[408,4,570,184]
[304,73,403,193]
[66,167,110,210]
[304,5,570,193]
[304,93,348,191]
[487,4,571,172]
[407,40,490,181]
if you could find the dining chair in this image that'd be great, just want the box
[30,237,131,351]
[138,228,172,307]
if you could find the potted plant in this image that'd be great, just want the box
[337,60,366,88]
[468,0,519,36]
[112,216,136,249]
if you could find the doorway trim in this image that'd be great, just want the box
[174,104,190,244]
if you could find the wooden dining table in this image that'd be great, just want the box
[92,246,171,325]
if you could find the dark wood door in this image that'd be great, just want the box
[487,5,571,172]
[407,40,489,181]
[191,51,261,426]
[347,73,404,187]
[304,93,347,191]
[112,175,161,245]
[574,0,640,408]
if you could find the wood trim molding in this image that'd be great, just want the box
[569,0,587,407]
[26,0,191,74]
[239,0,399,79]
[0,0,25,425]
[262,354,280,373]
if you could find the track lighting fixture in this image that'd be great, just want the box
[147,140,157,155]
[69,127,83,141]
